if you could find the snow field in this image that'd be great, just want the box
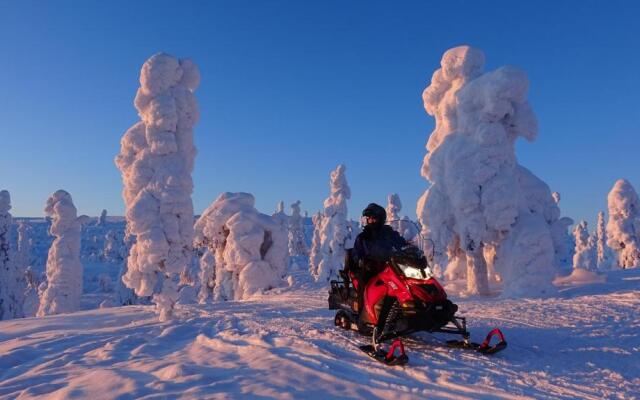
[1,268,638,399]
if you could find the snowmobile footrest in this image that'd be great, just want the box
[359,339,409,366]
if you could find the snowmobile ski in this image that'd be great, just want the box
[359,339,409,366]
[446,328,507,355]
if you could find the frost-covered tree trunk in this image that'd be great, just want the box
[288,200,308,257]
[596,211,613,269]
[115,53,200,320]
[573,221,597,270]
[311,165,351,282]
[37,190,83,317]
[0,190,24,319]
[417,46,564,297]
[606,179,640,268]
[466,245,489,295]
[194,192,288,301]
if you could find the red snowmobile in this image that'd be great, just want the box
[328,245,507,366]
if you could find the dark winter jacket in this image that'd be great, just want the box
[351,224,408,274]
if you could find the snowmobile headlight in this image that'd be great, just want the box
[397,263,427,280]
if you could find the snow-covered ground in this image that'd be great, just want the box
[1,268,638,399]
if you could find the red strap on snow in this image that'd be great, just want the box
[385,339,406,360]
[479,328,506,349]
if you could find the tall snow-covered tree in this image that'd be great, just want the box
[386,193,402,232]
[572,221,597,271]
[417,46,566,297]
[310,164,351,282]
[272,200,289,235]
[606,179,640,268]
[98,209,107,226]
[596,211,613,269]
[103,230,127,264]
[16,221,31,271]
[37,190,83,317]
[0,190,24,319]
[194,192,288,301]
[309,211,323,278]
[0,190,11,319]
[385,193,419,241]
[288,200,308,257]
[115,53,200,320]
[549,192,575,268]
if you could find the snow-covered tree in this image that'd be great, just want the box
[288,200,308,257]
[103,230,127,264]
[385,193,419,241]
[596,211,614,269]
[194,192,288,301]
[98,209,107,226]
[114,53,200,320]
[0,190,12,319]
[309,211,323,277]
[572,221,597,270]
[16,221,31,271]
[606,179,640,268]
[549,192,574,268]
[386,193,402,231]
[22,266,40,317]
[0,190,25,319]
[310,164,351,282]
[37,190,83,317]
[417,46,564,297]
[272,200,289,235]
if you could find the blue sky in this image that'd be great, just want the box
[1,0,638,227]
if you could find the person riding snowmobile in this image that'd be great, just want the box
[348,203,408,315]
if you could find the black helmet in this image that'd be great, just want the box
[362,203,386,224]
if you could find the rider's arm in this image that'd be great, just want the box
[390,228,409,249]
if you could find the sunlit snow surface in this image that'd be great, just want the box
[1,268,639,399]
